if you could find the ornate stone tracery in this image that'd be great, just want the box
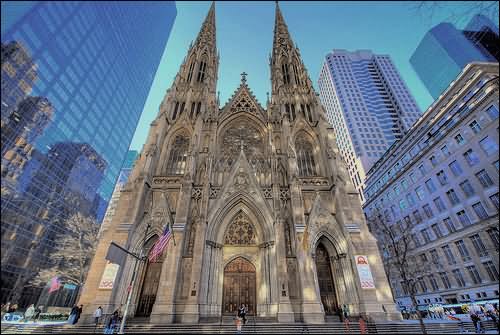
[224,211,256,245]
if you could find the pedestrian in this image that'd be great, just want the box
[24,304,35,323]
[1,302,10,319]
[74,304,83,324]
[104,311,118,334]
[359,315,367,334]
[94,306,103,326]
[238,304,247,325]
[342,304,350,322]
[235,316,243,334]
[69,305,79,324]
[470,313,482,334]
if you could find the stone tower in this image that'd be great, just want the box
[79,2,400,324]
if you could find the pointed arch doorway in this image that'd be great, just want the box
[222,257,256,315]
[135,238,163,317]
[315,242,339,315]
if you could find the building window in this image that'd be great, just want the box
[282,63,291,85]
[187,60,195,83]
[295,135,317,176]
[399,199,407,211]
[418,164,426,176]
[432,223,444,238]
[456,210,472,227]
[172,101,180,120]
[489,193,499,210]
[469,234,488,257]
[449,160,463,176]
[439,272,452,289]
[446,189,460,206]
[459,180,475,198]
[452,269,466,287]
[423,204,434,218]
[421,228,432,243]
[417,277,428,293]
[483,261,499,281]
[425,179,437,193]
[430,249,440,264]
[466,265,482,284]
[487,228,499,247]
[443,217,457,233]
[428,274,439,291]
[415,186,425,201]
[479,136,498,156]
[436,170,448,185]
[196,60,207,83]
[442,245,456,265]
[429,155,438,167]
[434,197,446,212]
[463,149,480,166]
[441,145,450,157]
[413,210,423,223]
[455,133,465,145]
[494,160,500,172]
[472,202,489,220]
[475,169,493,188]
[166,135,190,175]
[486,105,499,120]
[469,120,481,134]
[455,240,471,261]
[407,193,416,207]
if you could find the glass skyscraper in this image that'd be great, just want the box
[410,15,499,100]
[1,2,176,306]
[318,49,421,201]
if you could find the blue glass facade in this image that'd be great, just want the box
[410,15,499,100]
[1,2,176,306]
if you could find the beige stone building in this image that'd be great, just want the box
[79,2,399,324]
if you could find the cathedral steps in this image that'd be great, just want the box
[2,320,498,334]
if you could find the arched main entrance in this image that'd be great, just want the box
[222,257,256,315]
[136,238,162,317]
[315,243,338,315]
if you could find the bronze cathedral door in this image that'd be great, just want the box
[222,257,256,315]
[136,261,162,317]
[315,243,339,315]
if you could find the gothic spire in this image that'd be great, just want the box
[272,1,294,61]
[193,1,217,53]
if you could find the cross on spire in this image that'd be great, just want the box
[240,72,248,84]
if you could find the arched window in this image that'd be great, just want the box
[196,102,202,116]
[293,64,300,85]
[187,60,195,83]
[290,104,296,121]
[166,134,190,175]
[285,104,291,121]
[179,102,185,116]
[282,63,290,85]
[190,102,196,119]
[306,104,313,123]
[295,134,317,176]
[197,59,207,83]
[172,102,179,120]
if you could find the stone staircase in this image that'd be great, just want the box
[1,320,498,334]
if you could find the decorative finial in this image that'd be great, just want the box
[240,71,248,84]
[239,135,244,152]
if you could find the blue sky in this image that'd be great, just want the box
[129,1,498,151]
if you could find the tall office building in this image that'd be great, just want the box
[1,2,176,306]
[364,62,499,308]
[318,49,421,200]
[98,150,138,238]
[410,15,499,100]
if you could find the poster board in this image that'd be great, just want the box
[98,261,120,289]
[355,255,376,289]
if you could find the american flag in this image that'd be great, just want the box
[48,276,61,293]
[148,225,172,263]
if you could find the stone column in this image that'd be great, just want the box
[338,253,360,316]
[297,239,325,324]
[149,230,184,324]
[275,220,294,322]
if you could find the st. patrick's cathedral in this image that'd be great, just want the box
[79,2,401,323]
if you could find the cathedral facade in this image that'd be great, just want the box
[79,2,400,323]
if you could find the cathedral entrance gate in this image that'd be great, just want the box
[222,257,256,315]
[136,245,162,317]
[315,243,339,315]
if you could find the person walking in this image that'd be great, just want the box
[104,311,119,334]
[69,305,79,324]
[34,306,42,322]
[359,315,367,334]
[94,306,103,326]
[470,313,482,334]
[238,304,247,325]
[235,315,243,334]
[24,304,35,323]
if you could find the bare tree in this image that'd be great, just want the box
[30,212,99,288]
[410,1,499,27]
[367,208,444,335]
